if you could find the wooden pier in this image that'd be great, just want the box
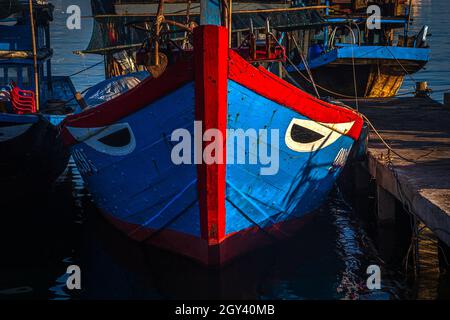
[342,96,450,270]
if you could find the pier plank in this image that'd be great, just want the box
[343,97,450,247]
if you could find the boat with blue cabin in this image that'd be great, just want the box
[0,0,77,188]
[60,0,364,266]
[284,0,430,98]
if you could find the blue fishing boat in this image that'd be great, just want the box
[0,0,77,188]
[285,0,430,98]
[60,0,364,265]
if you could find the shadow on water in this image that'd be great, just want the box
[1,0,449,301]
[2,158,435,300]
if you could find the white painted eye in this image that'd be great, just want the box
[67,123,136,156]
[0,123,33,142]
[285,118,354,152]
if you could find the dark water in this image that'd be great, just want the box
[401,0,450,101]
[1,0,449,300]
[0,161,407,300]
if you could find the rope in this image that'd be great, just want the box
[273,35,358,99]
[385,46,417,84]
[289,34,320,98]
[276,31,434,164]
[337,99,435,164]
[68,60,103,77]
[343,25,359,111]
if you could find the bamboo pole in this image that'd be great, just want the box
[29,0,40,112]
[228,0,232,47]
[91,5,328,18]
[406,0,413,34]
[155,0,165,66]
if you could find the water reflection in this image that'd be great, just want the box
[1,0,450,301]
[1,156,448,300]
[401,0,450,101]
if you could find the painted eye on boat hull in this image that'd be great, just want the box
[67,123,136,156]
[285,118,354,152]
[290,123,325,144]
[98,128,132,147]
[0,123,33,142]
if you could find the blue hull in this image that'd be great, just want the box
[61,26,363,265]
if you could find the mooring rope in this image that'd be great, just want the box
[289,34,320,98]
[68,60,103,77]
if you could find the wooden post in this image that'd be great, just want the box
[74,92,88,110]
[154,0,164,66]
[228,0,232,47]
[443,92,450,108]
[194,26,228,264]
[29,0,40,112]
[353,163,369,195]
[415,81,430,97]
[45,24,52,93]
[377,185,396,224]
[438,239,450,274]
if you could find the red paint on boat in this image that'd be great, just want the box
[60,55,195,146]
[101,208,313,266]
[61,25,364,266]
[228,49,363,140]
[194,26,228,264]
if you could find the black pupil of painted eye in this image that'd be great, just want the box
[98,128,131,147]
[0,122,17,127]
[290,124,324,144]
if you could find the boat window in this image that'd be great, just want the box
[7,67,19,84]
[0,67,6,86]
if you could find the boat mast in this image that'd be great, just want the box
[28,0,40,112]
[228,0,232,47]
[404,0,413,45]
[323,0,329,50]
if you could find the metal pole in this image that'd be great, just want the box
[405,0,413,46]
[323,0,329,50]
[155,0,165,66]
[228,0,232,47]
[406,0,413,34]
[45,24,52,93]
[29,0,40,112]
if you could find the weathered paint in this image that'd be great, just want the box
[61,25,363,265]
[194,26,228,248]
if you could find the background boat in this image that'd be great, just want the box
[284,0,430,98]
[0,0,78,190]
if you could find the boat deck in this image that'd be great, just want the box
[342,97,450,247]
